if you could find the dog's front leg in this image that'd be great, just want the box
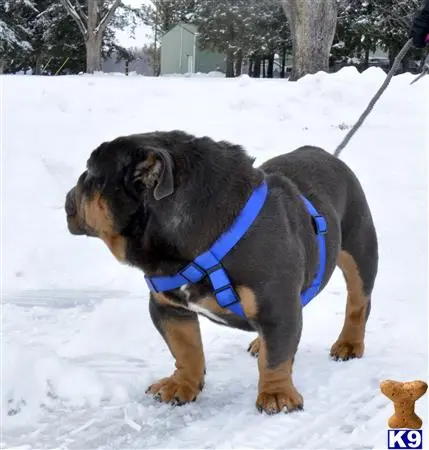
[255,294,304,415]
[146,293,206,405]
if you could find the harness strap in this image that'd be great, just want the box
[145,181,269,317]
[299,195,328,306]
[145,182,328,318]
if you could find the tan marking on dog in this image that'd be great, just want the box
[237,286,258,319]
[330,250,368,360]
[153,292,182,309]
[198,285,256,318]
[247,336,261,357]
[82,193,126,262]
[135,152,161,186]
[256,337,303,414]
[153,285,257,326]
[198,295,231,315]
[146,318,205,404]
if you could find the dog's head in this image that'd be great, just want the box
[65,133,175,259]
[65,130,259,266]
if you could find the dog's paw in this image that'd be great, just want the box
[247,337,260,357]
[330,339,364,361]
[145,375,203,405]
[256,389,303,415]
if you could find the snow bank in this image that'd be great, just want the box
[2,69,428,448]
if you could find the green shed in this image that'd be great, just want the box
[160,23,226,75]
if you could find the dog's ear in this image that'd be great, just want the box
[132,147,175,200]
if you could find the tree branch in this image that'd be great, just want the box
[74,0,88,23]
[60,0,87,38]
[95,0,121,35]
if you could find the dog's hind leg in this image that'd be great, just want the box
[330,219,378,361]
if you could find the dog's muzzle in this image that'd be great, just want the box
[65,187,96,236]
[65,188,77,217]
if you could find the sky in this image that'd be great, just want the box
[116,0,152,49]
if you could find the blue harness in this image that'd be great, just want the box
[145,180,327,318]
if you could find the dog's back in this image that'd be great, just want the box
[260,145,378,299]
[259,146,368,222]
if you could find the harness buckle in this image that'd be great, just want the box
[312,215,327,234]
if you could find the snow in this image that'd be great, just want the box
[1,68,428,449]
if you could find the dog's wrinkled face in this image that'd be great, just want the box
[65,135,175,261]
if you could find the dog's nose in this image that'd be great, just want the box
[65,188,77,216]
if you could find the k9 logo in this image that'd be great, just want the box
[387,430,423,449]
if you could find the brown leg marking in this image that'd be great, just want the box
[83,193,126,262]
[247,337,260,357]
[330,250,368,361]
[146,318,205,405]
[256,337,303,414]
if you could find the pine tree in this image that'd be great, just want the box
[245,1,291,78]
[193,0,291,78]
[0,0,35,73]
[141,0,195,35]
[194,0,254,77]
[334,0,423,71]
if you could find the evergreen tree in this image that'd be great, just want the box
[0,0,35,73]
[193,0,291,78]
[194,0,250,77]
[334,0,423,71]
[141,0,195,35]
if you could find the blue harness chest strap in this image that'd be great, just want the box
[144,182,328,318]
[145,181,269,317]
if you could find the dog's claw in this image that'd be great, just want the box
[247,337,260,358]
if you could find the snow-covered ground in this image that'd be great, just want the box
[1,68,428,449]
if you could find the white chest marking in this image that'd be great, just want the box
[180,285,228,324]
[187,303,228,324]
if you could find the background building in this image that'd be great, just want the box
[160,23,226,75]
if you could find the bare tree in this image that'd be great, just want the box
[60,0,121,73]
[281,0,337,81]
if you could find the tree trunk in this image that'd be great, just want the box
[388,46,395,68]
[267,53,274,78]
[226,49,235,77]
[262,59,266,78]
[34,55,43,75]
[253,55,261,78]
[281,0,337,81]
[235,49,243,76]
[248,57,254,76]
[86,34,102,73]
[0,60,4,74]
[363,48,370,70]
[60,0,120,75]
[86,0,100,74]
[280,45,286,78]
